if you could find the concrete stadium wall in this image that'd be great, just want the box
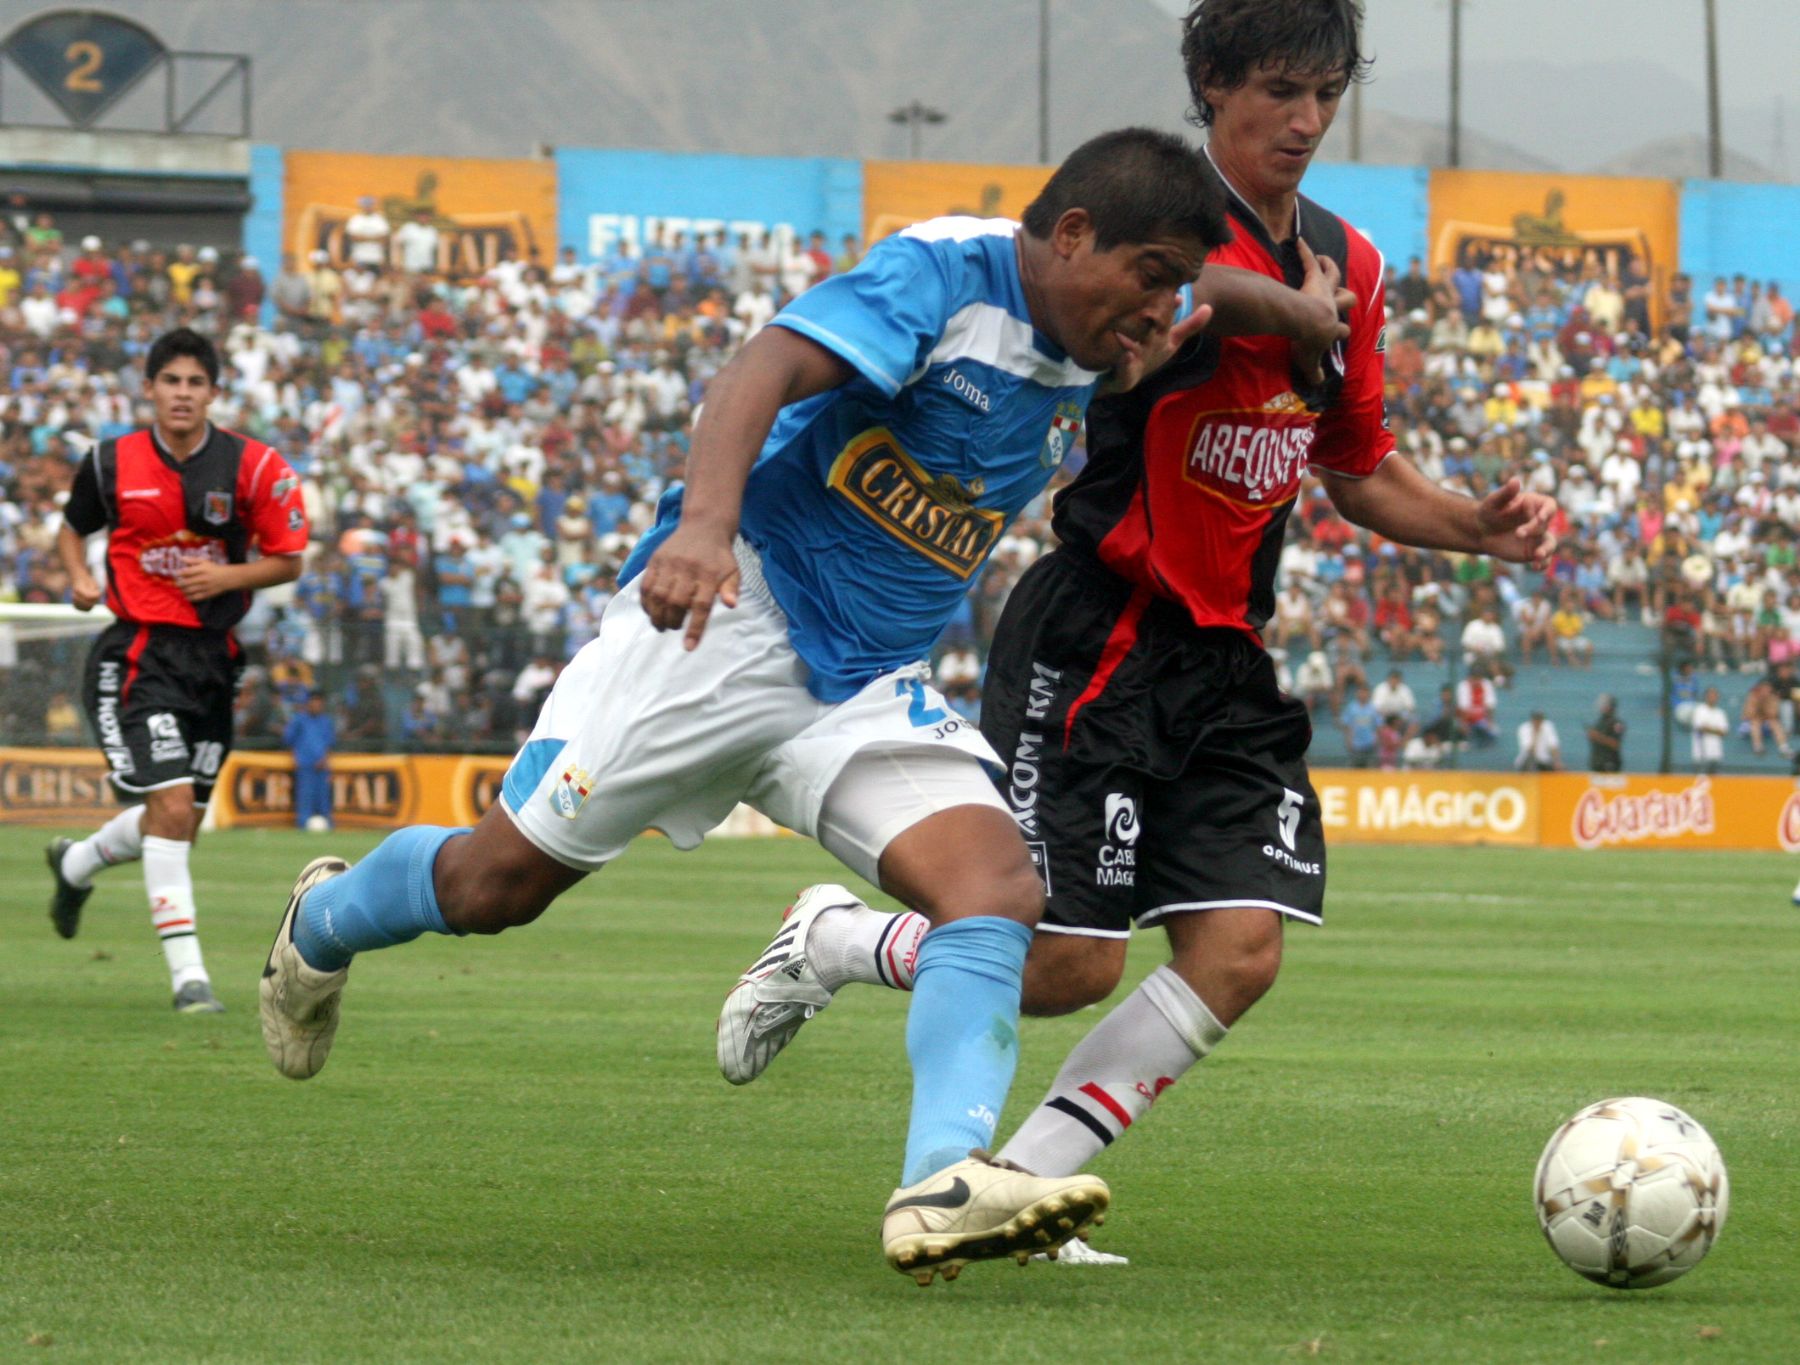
[555,147,863,260]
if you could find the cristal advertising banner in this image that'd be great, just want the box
[555,147,862,262]
[861,159,1054,245]
[284,151,558,277]
[1428,169,1680,323]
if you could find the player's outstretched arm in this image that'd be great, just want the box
[1196,243,1352,382]
[1318,460,1558,572]
[639,327,854,650]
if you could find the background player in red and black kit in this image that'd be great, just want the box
[48,327,308,1013]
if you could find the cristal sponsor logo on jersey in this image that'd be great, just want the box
[826,427,1005,580]
[1041,401,1084,469]
[1096,792,1138,887]
[1181,392,1318,506]
[138,529,227,580]
[939,367,992,413]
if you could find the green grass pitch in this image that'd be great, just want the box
[3,829,1798,1363]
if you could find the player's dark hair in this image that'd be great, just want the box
[1181,0,1371,128]
[145,326,221,385]
[1021,128,1228,254]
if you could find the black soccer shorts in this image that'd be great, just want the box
[81,621,241,804]
[980,551,1326,938]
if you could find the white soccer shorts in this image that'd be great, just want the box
[501,542,1007,884]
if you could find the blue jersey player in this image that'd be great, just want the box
[260,128,1329,1284]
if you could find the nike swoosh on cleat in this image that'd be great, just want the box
[885,1178,971,1213]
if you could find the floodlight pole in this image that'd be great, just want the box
[1704,0,1723,178]
[1448,0,1462,168]
[888,100,948,159]
[1038,0,1050,163]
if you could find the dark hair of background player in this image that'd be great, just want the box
[1020,127,1230,255]
[145,326,222,385]
[1181,0,1373,128]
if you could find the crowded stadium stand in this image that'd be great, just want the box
[4,179,1800,778]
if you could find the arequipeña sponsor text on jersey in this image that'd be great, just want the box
[619,216,1100,702]
[1052,153,1393,636]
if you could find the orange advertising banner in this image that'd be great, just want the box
[861,160,1052,245]
[1313,768,1540,846]
[0,746,118,825]
[1538,773,1800,853]
[1427,169,1680,322]
[284,151,558,277]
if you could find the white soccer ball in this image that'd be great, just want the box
[1533,1096,1728,1289]
[304,815,332,833]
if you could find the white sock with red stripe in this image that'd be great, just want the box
[808,906,930,991]
[997,964,1226,1177]
[61,805,147,888]
[142,836,207,991]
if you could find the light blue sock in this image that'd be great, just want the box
[901,916,1033,1187]
[292,825,467,972]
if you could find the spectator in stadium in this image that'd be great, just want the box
[1371,667,1417,733]
[1455,663,1500,747]
[1513,709,1562,772]
[1339,682,1380,768]
[44,326,308,1015]
[1739,679,1790,757]
[344,195,391,272]
[1691,686,1729,774]
[1460,605,1513,687]
[1585,694,1625,773]
[1550,587,1593,667]
[285,690,336,830]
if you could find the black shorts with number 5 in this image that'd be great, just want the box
[980,551,1326,939]
[81,621,241,803]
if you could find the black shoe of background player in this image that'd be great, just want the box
[46,837,94,940]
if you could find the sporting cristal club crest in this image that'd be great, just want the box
[1042,402,1083,469]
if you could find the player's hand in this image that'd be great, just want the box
[175,557,236,603]
[70,570,101,612]
[1104,302,1214,395]
[638,524,740,649]
[1293,239,1353,385]
[1474,478,1558,571]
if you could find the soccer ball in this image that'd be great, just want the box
[304,815,332,833]
[1533,1097,1728,1289]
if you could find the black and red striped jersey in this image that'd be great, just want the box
[1051,154,1394,638]
[64,425,309,632]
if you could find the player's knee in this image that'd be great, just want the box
[1020,940,1125,1017]
[438,867,554,935]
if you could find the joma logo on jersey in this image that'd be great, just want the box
[827,428,1005,580]
[1182,405,1317,505]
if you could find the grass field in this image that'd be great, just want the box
[3,829,1798,1363]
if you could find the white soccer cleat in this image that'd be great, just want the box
[260,856,351,1081]
[882,1151,1110,1285]
[1033,1234,1129,1266]
[715,883,854,1085]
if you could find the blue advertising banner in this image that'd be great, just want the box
[555,148,862,262]
[1305,163,1430,276]
[1680,179,1800,317]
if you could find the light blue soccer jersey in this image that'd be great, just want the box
[624,217,1100,702]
